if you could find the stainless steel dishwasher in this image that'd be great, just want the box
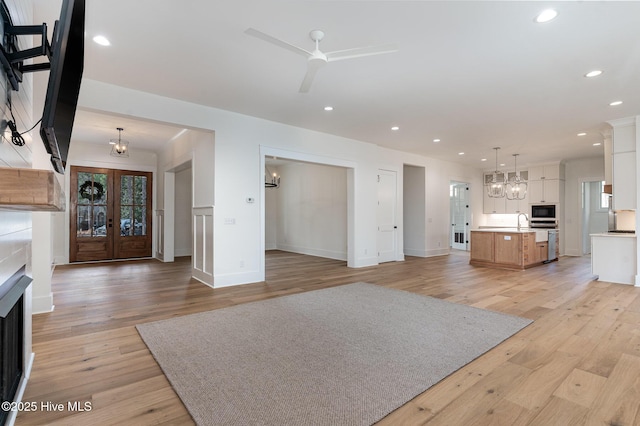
[546,229,557,261]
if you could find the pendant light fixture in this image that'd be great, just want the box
[265,165,280,188]
[506,154,527,200]
[110,127,129,157]
[487,147,506,198]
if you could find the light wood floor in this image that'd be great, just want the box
[16,251,640,425]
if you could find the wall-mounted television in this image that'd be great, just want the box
[39,0,85,174]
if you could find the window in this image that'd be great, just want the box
[599,181,610,210]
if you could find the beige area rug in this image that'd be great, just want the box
[136,282,532,425]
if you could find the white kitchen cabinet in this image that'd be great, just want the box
[613,151,637,210]
[608,118,637,211]
[528,179,560,204]
[483,188,506,214]
[528,165,560,181]
[612,122,636,153]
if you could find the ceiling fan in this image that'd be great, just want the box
[245,28,398,93]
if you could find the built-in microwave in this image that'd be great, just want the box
[531,204,556,219]
[530,204,558,228]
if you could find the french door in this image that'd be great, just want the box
[70,166,153,262]
[450,182,470,251]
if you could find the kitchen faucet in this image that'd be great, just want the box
[517,213,529,230]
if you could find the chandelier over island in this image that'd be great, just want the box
[486,148,528,200]
[486,147,506,198]
[506,153,528,200]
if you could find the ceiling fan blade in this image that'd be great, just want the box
[245,28,311,57]
[326,43,398,62]
[299,59,326,93]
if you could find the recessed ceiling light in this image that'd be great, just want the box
[535,9,558,23]
[458,152,465,156]
[609,100,623,106]
[577,132,587,136]
[324,106,333,111]
[391,126,400,131]
[481,158,487,162]
[93,35,111,46]
[433,139,441,143]
[585,70,603,78]
[593,142,602,146]
[500,163,506,167]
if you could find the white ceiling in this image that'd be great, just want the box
[32,1,640,168]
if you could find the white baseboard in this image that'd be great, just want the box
[213,270,263,288]
[425,248,450,257]
[350,256,378,268]
[276,244,347,261]
[32,294,54,314]
[404,248,428,257]
[174,248,192,257]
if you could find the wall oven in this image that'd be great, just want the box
[530,204,557,228]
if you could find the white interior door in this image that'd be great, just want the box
[451,182,470,251]
[378,169,397,263]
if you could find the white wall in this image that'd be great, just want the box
[403,165,426,257]
[77,79,485,287]
[275,162,348,261]
[174,167,192,256]
[564,157,605,256]
[156,128,214,284]
[378,148,484,258]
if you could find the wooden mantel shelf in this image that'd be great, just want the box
[0,167,65,211]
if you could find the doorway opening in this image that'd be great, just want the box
[581,180,609,255]
[260,147,356,282]
[264,157,348,260]
[403,165,426,257]
[450,181,470,251]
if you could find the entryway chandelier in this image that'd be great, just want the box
[265,166,280,188]
[487,147,506,198]
[506,154,527,200]
[110,127,129,158]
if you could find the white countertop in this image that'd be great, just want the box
[591,233,637,238]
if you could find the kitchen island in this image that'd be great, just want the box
[470,228,558,270]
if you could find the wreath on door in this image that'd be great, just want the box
[79,180,105,201]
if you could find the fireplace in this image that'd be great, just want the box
[0,267,32,426]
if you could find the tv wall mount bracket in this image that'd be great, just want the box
[0,2,52,91]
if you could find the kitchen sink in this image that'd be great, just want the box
[535,230,549,242]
